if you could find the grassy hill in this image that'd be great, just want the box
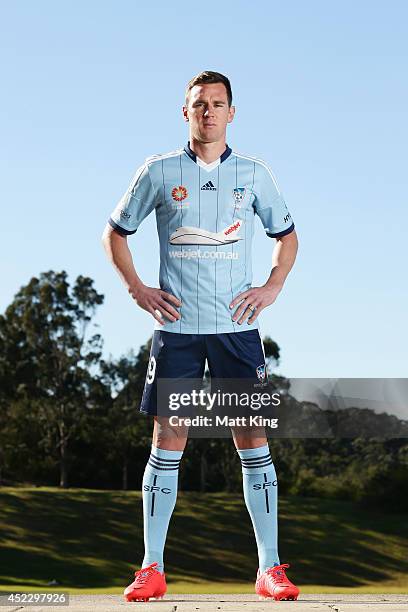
[0,487,407,593]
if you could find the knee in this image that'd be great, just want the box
[232,427,267,450]
[152,417,188,451]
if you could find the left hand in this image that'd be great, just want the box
[229,284,282,325]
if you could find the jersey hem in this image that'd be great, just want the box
[153,323,260,335]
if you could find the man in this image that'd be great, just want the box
[102,71,299,602]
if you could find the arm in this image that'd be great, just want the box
[102,224,181,325]
[265,228,298,291]
[229,229,298,325]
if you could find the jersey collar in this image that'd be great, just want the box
[184,141,232,170]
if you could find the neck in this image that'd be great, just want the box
[189,136,227,164]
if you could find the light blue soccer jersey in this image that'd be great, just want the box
[109,142,294,334]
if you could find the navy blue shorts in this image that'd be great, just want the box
[140,329,268,416]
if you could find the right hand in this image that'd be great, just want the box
[129,285,181,325]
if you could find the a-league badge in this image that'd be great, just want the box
[172,185,188,202]
[232,187,246,208]
[171,185,189,209]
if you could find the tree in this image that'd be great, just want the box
[101,341,152,490]
[0,271,104,487]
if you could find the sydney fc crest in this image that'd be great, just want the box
[232,187,246,208]
[256,364,266,382]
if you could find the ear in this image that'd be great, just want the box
[227,105,236,124]
[182,105,189,122]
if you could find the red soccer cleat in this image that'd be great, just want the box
[124,562,167,602]
[255,563,300,601]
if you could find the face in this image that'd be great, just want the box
[183,83,235,144]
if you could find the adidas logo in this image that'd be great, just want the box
[201,181,216,191]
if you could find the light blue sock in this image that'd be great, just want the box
[142,445,183,573]
[237,444,280,573]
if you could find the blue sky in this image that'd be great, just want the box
[1,0,407,378]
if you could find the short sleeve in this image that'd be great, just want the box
[108,163,157,236]
[252,161,295,238]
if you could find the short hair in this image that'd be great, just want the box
[185,71,233,107]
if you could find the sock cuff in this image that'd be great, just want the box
[237,444,269,459]
[147,445,183,473]
[151,445,183,460]
[237,445,274,474]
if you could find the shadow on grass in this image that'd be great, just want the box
[0,489,407,588]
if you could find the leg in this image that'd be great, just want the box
[232,424,280,573]
[139,332,204,573]
[125,331,205,602]
[152,415,189,451]
[142,417,189,571]
[205,330,279,572]
[232,424,267,451]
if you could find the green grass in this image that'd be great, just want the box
[0,487,407,593]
